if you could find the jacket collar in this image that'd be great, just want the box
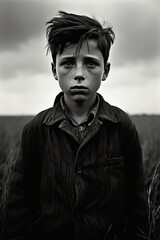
[97,93,121,123]
[42,92,121,126]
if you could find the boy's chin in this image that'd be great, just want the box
[71,94,88,103]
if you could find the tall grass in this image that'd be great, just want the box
[141,138,160,240]
[0,130,19,232]
[147,160,160,240]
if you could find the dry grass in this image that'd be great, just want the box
[0,133,19,232]
[148,160,160,240]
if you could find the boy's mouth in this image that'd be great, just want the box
[71,86,88,89]
[70,86,88,94]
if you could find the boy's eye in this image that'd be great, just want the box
[62,61,74,68]
[86,61,97,68]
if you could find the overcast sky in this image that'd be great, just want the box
[0,0,160,115]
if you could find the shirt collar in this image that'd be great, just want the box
[42,92,121,126]
[60,95,100,126]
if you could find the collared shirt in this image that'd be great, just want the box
[60,95,100,143]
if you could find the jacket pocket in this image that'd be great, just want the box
[103,156,124,168]
[82,156,124,186]
[96,156,124,181]
[96,156,125,202]
[78,157,125,209]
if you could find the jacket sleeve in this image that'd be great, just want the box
[2,124,41,240]
[122,119,149,240]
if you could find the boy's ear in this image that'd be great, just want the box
[102,62,110,81]
[51,62,58,80]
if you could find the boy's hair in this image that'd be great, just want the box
[46,11,115,64]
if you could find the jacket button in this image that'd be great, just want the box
[76,168,83,174]
[78,126,84,132]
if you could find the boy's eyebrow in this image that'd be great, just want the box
[59,55,100,61]
[84,56,100,61]
[59,56,75,60]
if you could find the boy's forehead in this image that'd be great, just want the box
[57,39,101,57]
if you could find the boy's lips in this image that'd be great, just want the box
[70,86,89,94]
[71,86,88,89]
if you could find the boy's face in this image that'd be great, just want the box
[52,39,110,104]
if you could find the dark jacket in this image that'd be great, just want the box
[2,92,149,240]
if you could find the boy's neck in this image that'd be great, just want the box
[64,95,96,124]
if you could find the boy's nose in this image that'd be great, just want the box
[74,75,85,81]
[74,66,85,81]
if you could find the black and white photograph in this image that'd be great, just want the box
[0,0,160,239]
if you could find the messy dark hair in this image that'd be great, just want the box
[46,11,115,63]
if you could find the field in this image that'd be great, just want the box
[0,114,160,239]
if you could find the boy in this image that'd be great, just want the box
[2,11,149,240]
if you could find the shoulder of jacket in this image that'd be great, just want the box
[98,94,133,125]
[109,104,133,127]
[109,105,139,145]
[25,108,53,132]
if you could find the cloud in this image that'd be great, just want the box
[0,0,58,51]
[0,38,50,79]
[0,73,60,115]
[1,0,159,57]
[0,0,159,81]
[108,60,160,89]
[108,1,160,65]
